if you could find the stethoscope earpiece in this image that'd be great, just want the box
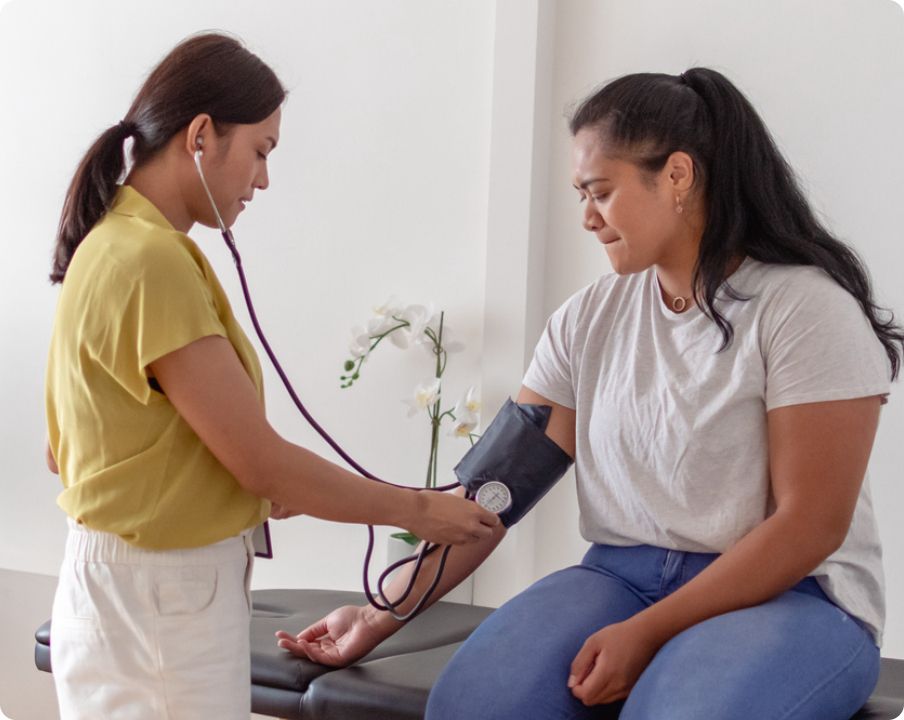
[193,146,228,234]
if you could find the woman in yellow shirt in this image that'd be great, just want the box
[45,32,498,720]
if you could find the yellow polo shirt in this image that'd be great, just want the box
[45,185,269,549]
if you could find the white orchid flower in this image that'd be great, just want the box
[348,326,371,359]
[418,323,464,356]
[373,296,404,318]
[390,329,412,349]
[364,297,407,337]
[461,386,481,413]
[449,386,480,437]
[407,304,436,337]
[391,303,436,349]
[449,415,479,437]
[367,314,398,336]
[404,379,441,417]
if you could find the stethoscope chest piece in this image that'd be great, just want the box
[475,480,512,514]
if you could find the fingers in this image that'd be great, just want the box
[297,618,329,642]
[274,616,328,657]
[295,640,333,664]
[572,658,627,707]
[457,498,502,542]
[275,630,343,665]
[569,641,629,707]
[568,640,596,690]
[276,637,344,667]
[276,634,310,658]
[571,655,607,705]
[476,504,501,527]
[414,490,504,545]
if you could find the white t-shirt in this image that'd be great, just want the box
[523,257,891,645]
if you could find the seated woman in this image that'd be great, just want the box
[276,67,902,720]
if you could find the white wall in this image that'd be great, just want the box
[2,0,904,670]
[0,0,496,593]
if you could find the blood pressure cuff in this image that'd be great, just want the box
[453,398,573,527]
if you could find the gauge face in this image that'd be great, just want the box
[476,480,512,514]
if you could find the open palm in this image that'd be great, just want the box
[275,605,381,667]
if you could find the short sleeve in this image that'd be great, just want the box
[91,238,227,404]
[762,268,891,411]
[523,296,579,409]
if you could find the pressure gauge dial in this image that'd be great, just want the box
[475,480,512,514]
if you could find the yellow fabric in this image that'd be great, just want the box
[45,185,269,549]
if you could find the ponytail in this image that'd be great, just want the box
[50,121,135,283]
[50,32,286,284]
[570,68,904,379]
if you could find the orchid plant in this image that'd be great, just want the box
[341,299,481,545]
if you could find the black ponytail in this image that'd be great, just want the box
[570,68,904,379]
[50,123,134,284]
[51,33,286,284]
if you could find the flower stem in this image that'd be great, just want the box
[423,312,446,489]
[427,417,440,489]
[369,322,409,351]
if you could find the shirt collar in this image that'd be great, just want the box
[109,185,176,231]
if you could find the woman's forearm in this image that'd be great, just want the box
[148,335,495,535]
[363,489,507,638]
[251,439,500,548]
[633,509,842,649]
[636,397,879,650]
[253,436,420,527]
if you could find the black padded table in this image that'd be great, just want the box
[248,589,492,719]
[35,588,904,719]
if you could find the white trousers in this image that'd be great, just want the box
[51,519,255,720]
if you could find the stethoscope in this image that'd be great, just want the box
[192,142,467,621]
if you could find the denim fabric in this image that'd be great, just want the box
[426,544,879,720]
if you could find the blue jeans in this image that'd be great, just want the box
[426,544,879,720]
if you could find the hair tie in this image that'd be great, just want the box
[117,119,135,137]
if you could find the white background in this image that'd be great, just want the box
[2,0,903,668]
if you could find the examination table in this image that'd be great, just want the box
[35,588,904,719]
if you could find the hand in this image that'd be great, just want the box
[275,605,388,667]
[269,502,295,520]
[568,617,662,706]
[403,490,500,546]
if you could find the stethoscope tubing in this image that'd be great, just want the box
[193,150,456,621]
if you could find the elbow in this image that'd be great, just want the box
[779,506,851,564]
[46,446,59,475]
[820,522,851,557]
[234,470,269,499]
[233,460,276,500]
[227,436,286,500]
[811,509,855,559]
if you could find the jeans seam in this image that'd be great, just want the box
[775,627,872,720]
[658,552,670,597]
[580,563,655,609]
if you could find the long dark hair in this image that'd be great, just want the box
[51,32,286,284]
[570,68,904,379]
